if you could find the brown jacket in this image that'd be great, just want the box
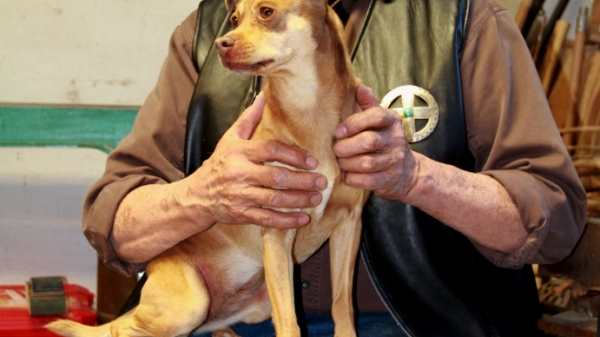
[82,0,587,314]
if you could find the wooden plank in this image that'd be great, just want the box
[96,259,138,323]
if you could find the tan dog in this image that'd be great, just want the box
[46,0,365,335]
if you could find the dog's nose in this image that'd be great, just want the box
[215,36,235,50]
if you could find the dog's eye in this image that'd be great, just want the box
[259,7,274,19]
[231,15,239,28]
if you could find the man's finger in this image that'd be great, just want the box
[334,130,384,158]
[250,164,327,191]
[246,186,323,208]
[247,139,319,171]
[230,92,266,140]
[335,108,396,141]
[342,171,384,191]
[336,84,379,139]
[242,208,311,228]
[337,152,390,173]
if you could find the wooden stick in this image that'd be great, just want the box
[576,52,600,156]
[532,13,547,62]
[588,68,600,148]
[537,0,571,64]
[560,125,600,134]
[539,278,575,303]
[539,20,570,95]
[562,7,588,150]
[515,0,534,31]
[548,48,573,128]
[579,52,600,118]
[590,0,600,33]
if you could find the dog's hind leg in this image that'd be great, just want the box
[261,227,300,337]
[110,256,210,337]
[329,203,363,337]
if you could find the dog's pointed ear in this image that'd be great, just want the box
[314,0,330,15]
[225,0,237,13]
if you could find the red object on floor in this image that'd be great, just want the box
[0,284,97,337]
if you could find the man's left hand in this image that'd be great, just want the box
[333,83,420,200]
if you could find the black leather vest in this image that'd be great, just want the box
[185,0,541,336]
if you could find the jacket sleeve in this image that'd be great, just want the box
[460,0,587,268]
[82,10,199,276]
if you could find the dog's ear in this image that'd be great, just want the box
[225,0,237,13]
[312,0,330,16]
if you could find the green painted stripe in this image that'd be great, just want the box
[0,106,138,153]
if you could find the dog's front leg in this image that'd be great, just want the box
[262,227,300,337]
[329,204,363,337]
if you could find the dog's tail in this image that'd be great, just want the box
[45,319,111,337]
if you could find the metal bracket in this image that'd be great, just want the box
[26,276,67,316]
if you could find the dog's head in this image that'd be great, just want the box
[215,0,330,75]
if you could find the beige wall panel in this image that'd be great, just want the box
[0,0,199,106]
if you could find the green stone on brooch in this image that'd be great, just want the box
[403,107,414,118]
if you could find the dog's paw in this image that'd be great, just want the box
[212,327,241,337]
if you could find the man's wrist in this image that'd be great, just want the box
[170,176,216,233]
[394,151,424,203]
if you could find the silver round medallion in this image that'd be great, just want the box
[380,85,439,143]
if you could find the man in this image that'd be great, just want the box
[83,0,587,335]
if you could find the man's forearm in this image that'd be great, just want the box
[111,181,214,264]
[403,153,528,254]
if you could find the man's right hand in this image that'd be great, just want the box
[186,92,327,229]
[112,92,327,264]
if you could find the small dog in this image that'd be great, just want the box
[47,0,365,335]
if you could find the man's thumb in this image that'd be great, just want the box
[356,83,379,110]
[231,92,266,140]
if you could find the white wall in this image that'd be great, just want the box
[0,147,107,296]
[1,0,596,107]
[0,0,199,298]
[0,0,199,106]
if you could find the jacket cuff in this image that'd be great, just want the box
[83,175,163,276]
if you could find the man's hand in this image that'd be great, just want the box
[189,92,327,228]
[333,83,419,200]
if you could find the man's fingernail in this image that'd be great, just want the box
[310,193,322,205]
[298,214,310,226]
[316,177,327,189]
[335,126,347,138]
[306,156,317,168]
